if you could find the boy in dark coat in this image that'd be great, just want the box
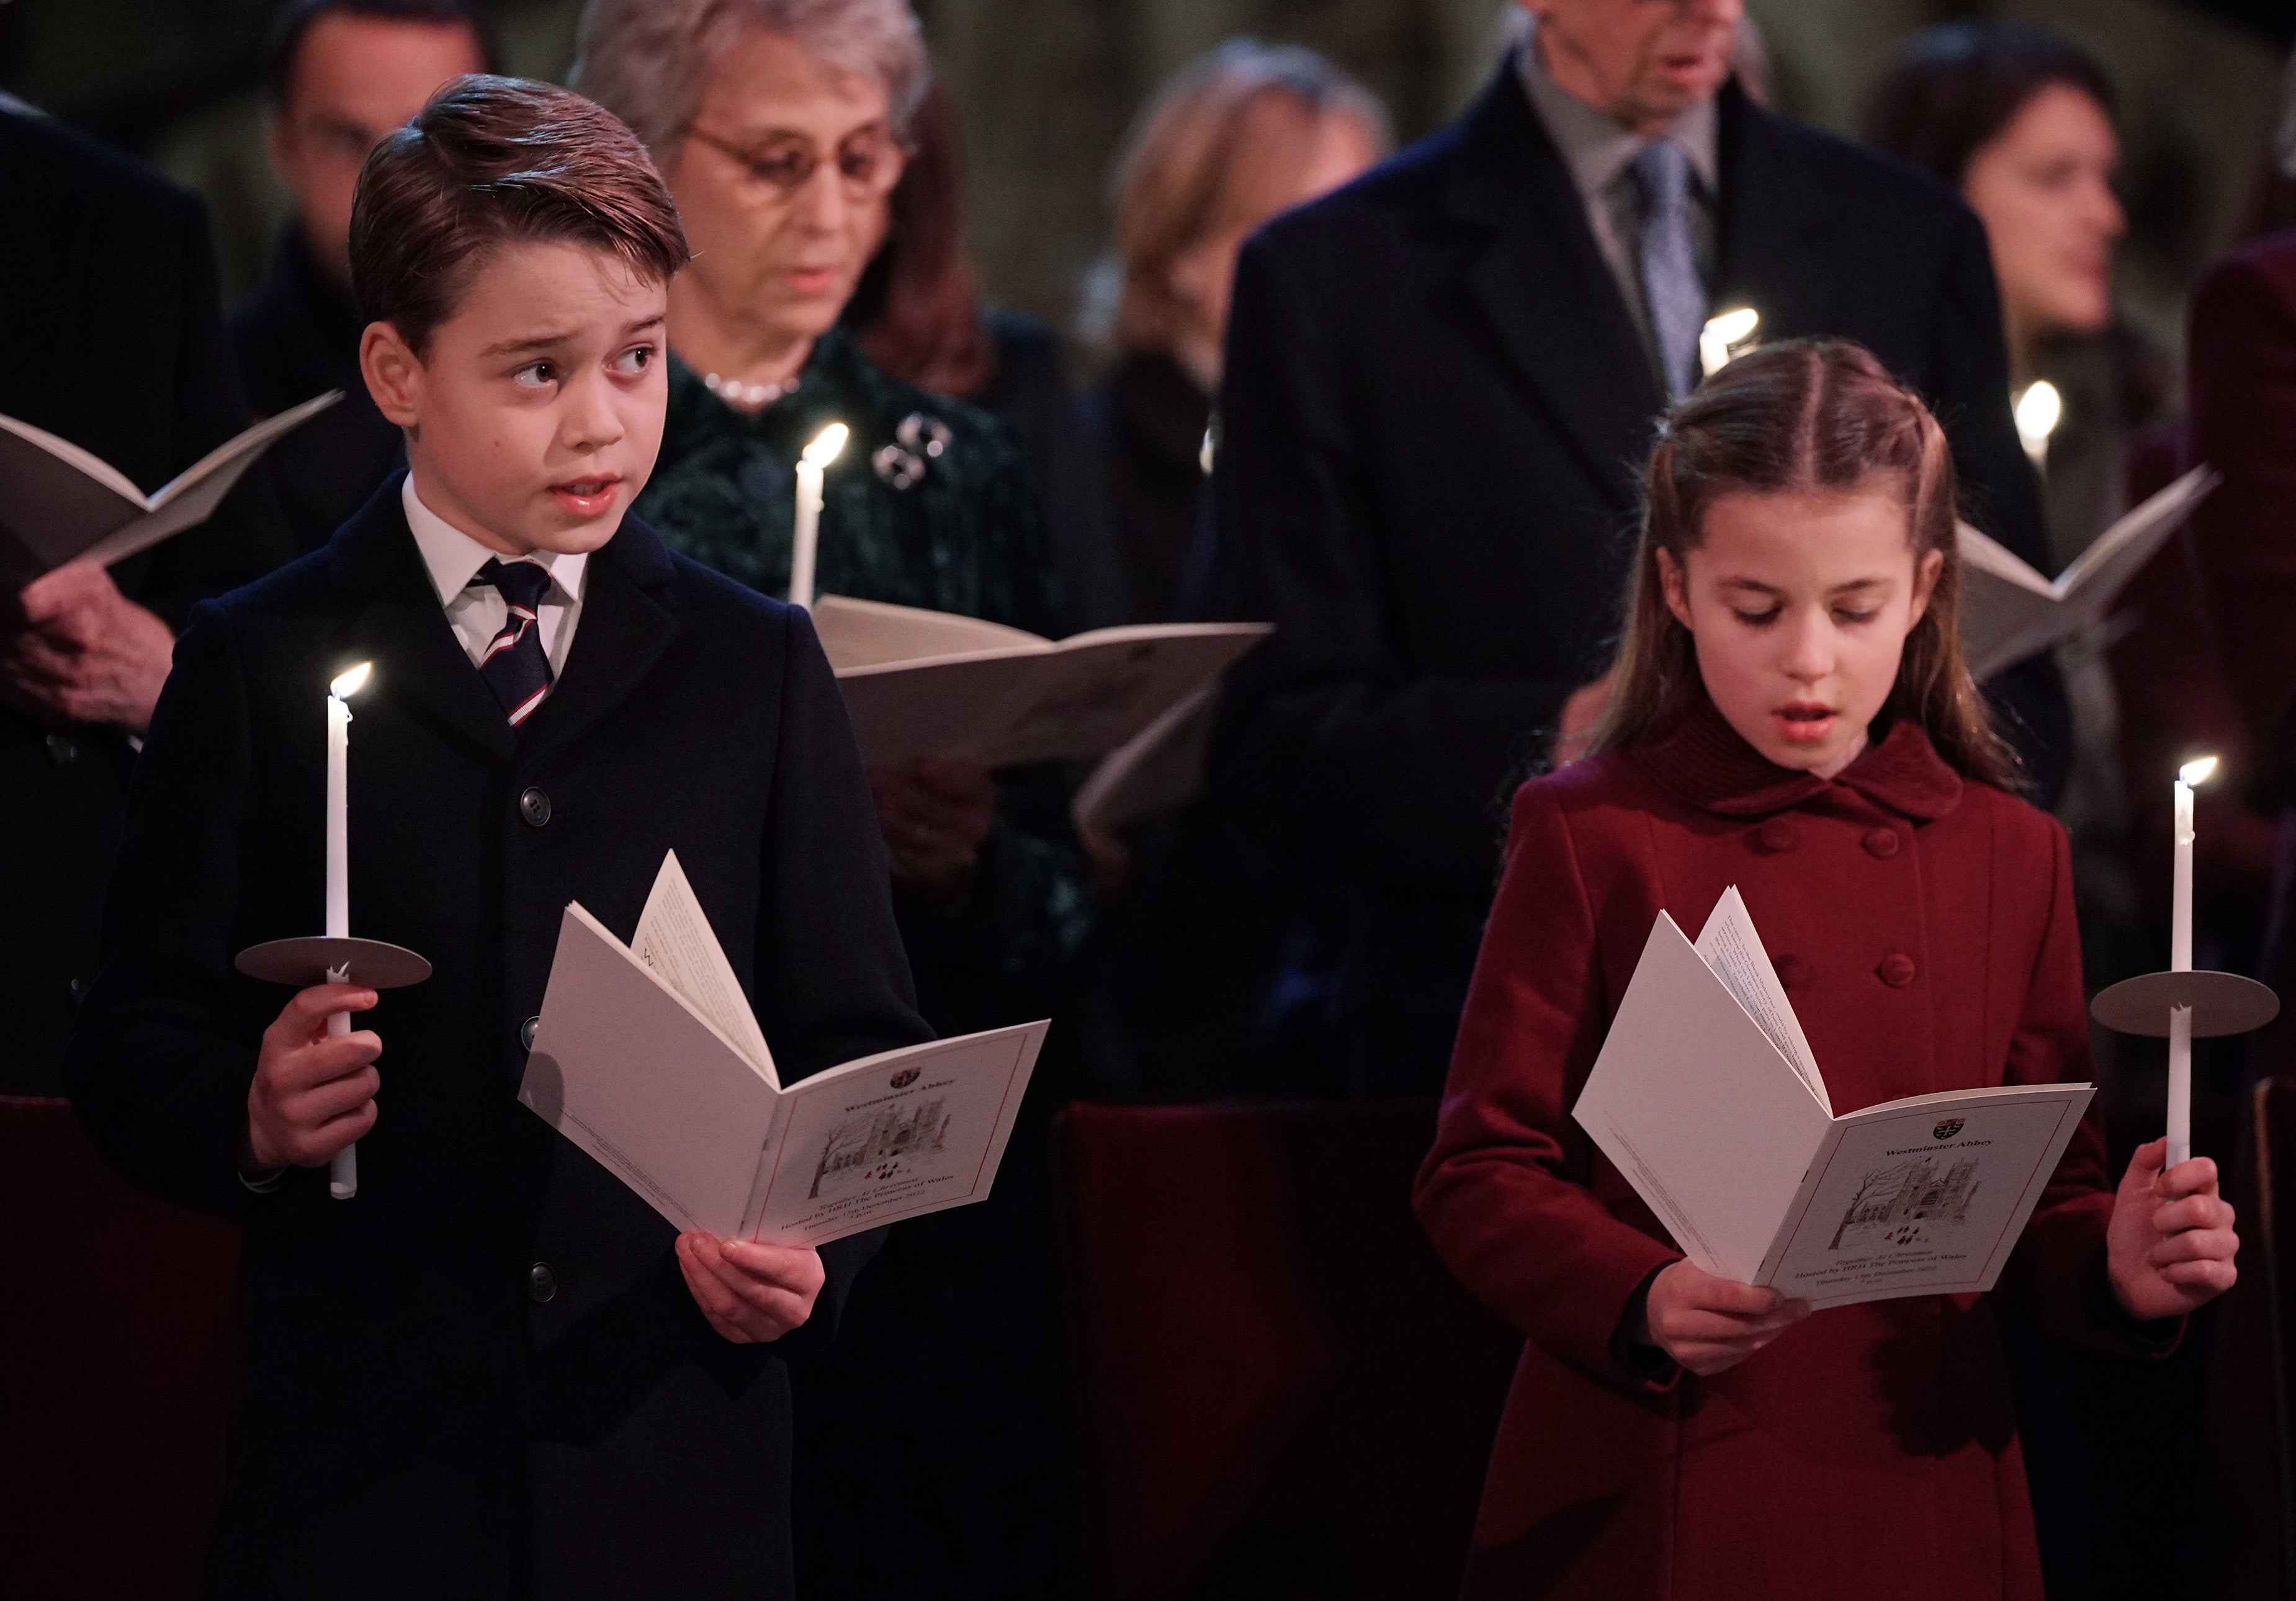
[66,76,928,1600]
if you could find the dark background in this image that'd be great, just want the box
[0,0,2287,372]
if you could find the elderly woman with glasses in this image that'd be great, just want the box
[573,3,1093,1593]
[574,0,1086,1016]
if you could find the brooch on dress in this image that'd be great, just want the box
[872,411,952,490]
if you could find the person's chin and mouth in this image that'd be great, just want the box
[1765,700,1846,768]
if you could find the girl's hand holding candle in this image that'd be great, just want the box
[2106,1137,2238,1321]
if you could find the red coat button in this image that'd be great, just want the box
[1863,827,1900,859]
[1755,819,1800,853]
[1774,954,1809,987]
[1878,953,1917,987]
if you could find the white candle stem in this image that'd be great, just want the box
[791,461,823,610]
[326,960,357,1200]
[2166,1004,2192,1170]
[326,693,351,940]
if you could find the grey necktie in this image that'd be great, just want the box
[1631,139,1703,403]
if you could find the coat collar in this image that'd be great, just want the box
[325,472,679,763]
[1628,693,1965,822]
[1440,55,1662,506]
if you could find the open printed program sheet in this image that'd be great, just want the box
[1956,465,2213,683]
[1572,888,2093,1310]
[520,852,1047,1248]
[0,392,338,584]
[810,594,1268,769]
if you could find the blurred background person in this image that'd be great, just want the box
[1087,38,1386,626]
[847,80,1122,631]
[231,0,492,551]
[1072,40,1389,1101]
[0,105,290,1096]
[1189,0,2066,1096]
[574,2,1093,1592]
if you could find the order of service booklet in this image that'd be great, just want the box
[1571,887,2094,1311]
[520,851,1047,1249]
[0,391,339,585]
[809,593,1269,769]
[1955,465,2214,683]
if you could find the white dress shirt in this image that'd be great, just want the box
[401,476,589,676]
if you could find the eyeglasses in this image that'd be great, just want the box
[686,125,908,200]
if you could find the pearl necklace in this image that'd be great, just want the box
[701,370,796,410]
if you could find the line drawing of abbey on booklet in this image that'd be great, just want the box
[1572,887,2094,1311]
[520,852,1047,1249]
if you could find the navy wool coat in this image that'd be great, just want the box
[66,477,928,1600]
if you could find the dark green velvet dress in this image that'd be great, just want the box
[637,330,1089,1595]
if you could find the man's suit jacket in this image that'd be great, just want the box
[0,109,293,1093]
[1193,66,2068,1088]
[66,479,927,1600]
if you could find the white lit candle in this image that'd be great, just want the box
[326,661,370,1201]
[2014,381,2062,469]
[2168,755,2218,1167]
[1698,307,1760,380]
[788,422,849,610]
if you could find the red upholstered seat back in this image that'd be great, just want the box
[1054,1099,1519,1601]
[0,1096,237,1600]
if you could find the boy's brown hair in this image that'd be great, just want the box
[1587,338,2019,790]
[349,74,689,354]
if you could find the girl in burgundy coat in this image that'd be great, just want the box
[1415,340,2239,1601]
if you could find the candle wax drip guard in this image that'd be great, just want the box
[236,936,433,990]
[2089,969,2279,1038]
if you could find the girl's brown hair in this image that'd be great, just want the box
[1585,338,2018,789]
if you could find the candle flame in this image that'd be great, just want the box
[802,423,849,469]
[2179,755,2219,787]
[2014,382,2061,462]
[1698,308,1760,377]
[330,662,372,700]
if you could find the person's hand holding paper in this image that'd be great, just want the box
[869,755,997,902]
[675,1232,825,1344]
[1,560,177,730]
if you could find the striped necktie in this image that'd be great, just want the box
[1630,138,1704,404]
[473,557,555,725]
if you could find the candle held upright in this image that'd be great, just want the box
[2166,756,2217,1167]
[325,661,371,1199]
[788,421,849,611]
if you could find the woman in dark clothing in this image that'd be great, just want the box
[1088,40,1386,626]
[575,6,1091,1594]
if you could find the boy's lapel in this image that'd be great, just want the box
[516,514,680,759]
[328,478,518,761]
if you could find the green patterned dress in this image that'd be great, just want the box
[637,330,1093,1034]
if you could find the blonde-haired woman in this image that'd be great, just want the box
[1091,40,1386,621]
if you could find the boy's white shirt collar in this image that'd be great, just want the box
[401,474,588,609]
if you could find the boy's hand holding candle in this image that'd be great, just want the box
[244,982,382,1172]
[675,1233,825,1344]
[2105,1137,2239,1321]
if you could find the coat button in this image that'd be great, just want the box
[1774,954,1809,987]
[1878,953,1917,987]
[66,975,90,1007]
[520,1015,540,1051]
[529,1261,558,1303]
[1754,818,1800,854]
[45,733,78,767]
[518,787,552,827]
[1863,827,1901,859]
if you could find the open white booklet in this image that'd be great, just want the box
[0,391,339,584]
[519,851,1047,1248]
[810,594,1268,769]
[1956,465,2214,683]
[1571,888,2094,1311]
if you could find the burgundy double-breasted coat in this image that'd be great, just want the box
[1416,701,2168,1600]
